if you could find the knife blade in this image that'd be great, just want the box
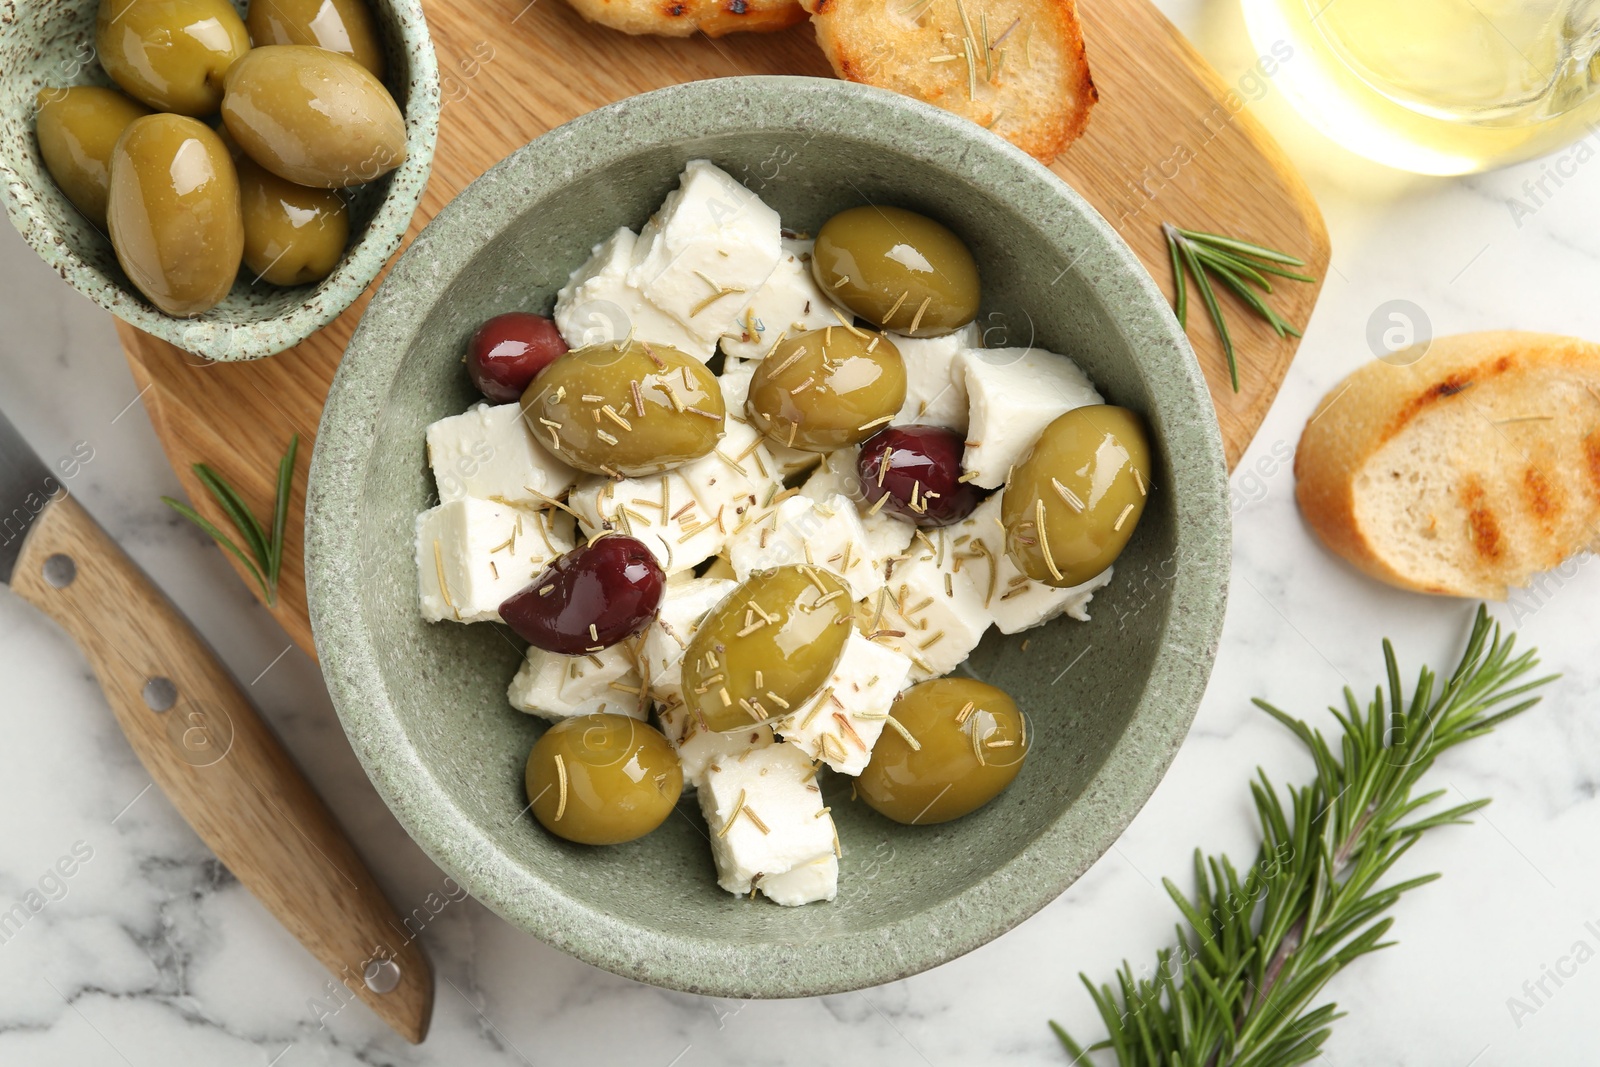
[0,408,53,584]
[0,405,433,1043]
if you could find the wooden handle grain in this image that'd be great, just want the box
[11,493,433,1043]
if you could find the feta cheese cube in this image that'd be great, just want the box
[958,346,1103,489]
[718,359,756,410]
[779,630,913,775]
[567,473,722,575]
[426,402,578,507]
[811,493,897,601]
[768,442,823,479]
[697,742,835,895]
[628,160,782,350]
[725,493,812,574]
[799,445,858,501]
[639,577,737,703]
[719,238,838,363]
[679,411,780,529]
[758,854,838,906]
[541,506,579,553]
[800,448,913,567]
[726,493,885,600]
[989,563,1113,633]
[507,642,646,720]
[553,227,713,360]
[948,494,1113,633]
[415,498,572,623]
[870,534,993,681]
[891,322,982,431]
[861,511,915,576]
[657,700,774,787]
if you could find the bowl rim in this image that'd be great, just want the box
[0,0,440,362]
[307,75,1231,998]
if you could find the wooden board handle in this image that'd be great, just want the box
[11,493,433,1043]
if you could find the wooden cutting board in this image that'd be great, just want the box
[116,0,1330,660]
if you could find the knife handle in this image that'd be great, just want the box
[12,493,433,1043]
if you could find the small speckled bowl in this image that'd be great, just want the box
[0,0,438,362]
[307,77,1230,997]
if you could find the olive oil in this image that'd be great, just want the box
[1241,0,1600,173]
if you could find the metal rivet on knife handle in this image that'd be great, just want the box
[142,677,178,712]
[42,553,75,588]
[364,958,401,994]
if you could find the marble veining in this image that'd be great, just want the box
[4,1,1600,1061]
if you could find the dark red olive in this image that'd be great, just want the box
[500,535,663,654]
[857,425,984,527]
[467,312,568,403]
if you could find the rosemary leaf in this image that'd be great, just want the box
[163,435,300,609]
[1168,235,1188,328]
[1162,223,1316,393]
[1051,606,1554,1066]
[1190,243,1274,294]
[1176,237,1237,391]
[1242,258,1318,284]
[269,434,300,589]
[193,463,270,571]
[1176,227,1307,266]
[1205,262,1293,339]
[161,497,272,604]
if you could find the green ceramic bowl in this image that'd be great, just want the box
[307,77,1230,997]
[0,0,439,362]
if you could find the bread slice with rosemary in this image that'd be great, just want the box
[806,0,1096,163]
[561,0,805,37]
[1295,331,1600,599]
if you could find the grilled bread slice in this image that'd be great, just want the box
[563,0,806,37]
[806,0,1096,163]
[1295,331,1600,599]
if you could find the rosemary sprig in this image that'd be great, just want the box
[1053,606,1552,1066]
[1163,224,1316,393]
[162,434,300,607]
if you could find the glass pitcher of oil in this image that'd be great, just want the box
[1241,0,1600,173]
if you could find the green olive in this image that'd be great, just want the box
[95,0,250,115]
[811,206,981,337]
[746,327,905,452]
[525,714,683,846]
[1001,405,1151,588]
[680,566,853,733]
[220,45,407,188]
[245,0,386,79]
[107,114,242,317]
[523,340,725,477]
[34,87,151,226]
[236,152,350,286]
[857,678,1028,825]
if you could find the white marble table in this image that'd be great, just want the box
[5,5,1600,1063]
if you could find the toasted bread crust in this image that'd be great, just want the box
[563,0,806,37]
[808,0,1096,163]
[1295,331,1600,598]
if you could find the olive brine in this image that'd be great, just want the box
[415,160,1152,906]
[36,0,406,318]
